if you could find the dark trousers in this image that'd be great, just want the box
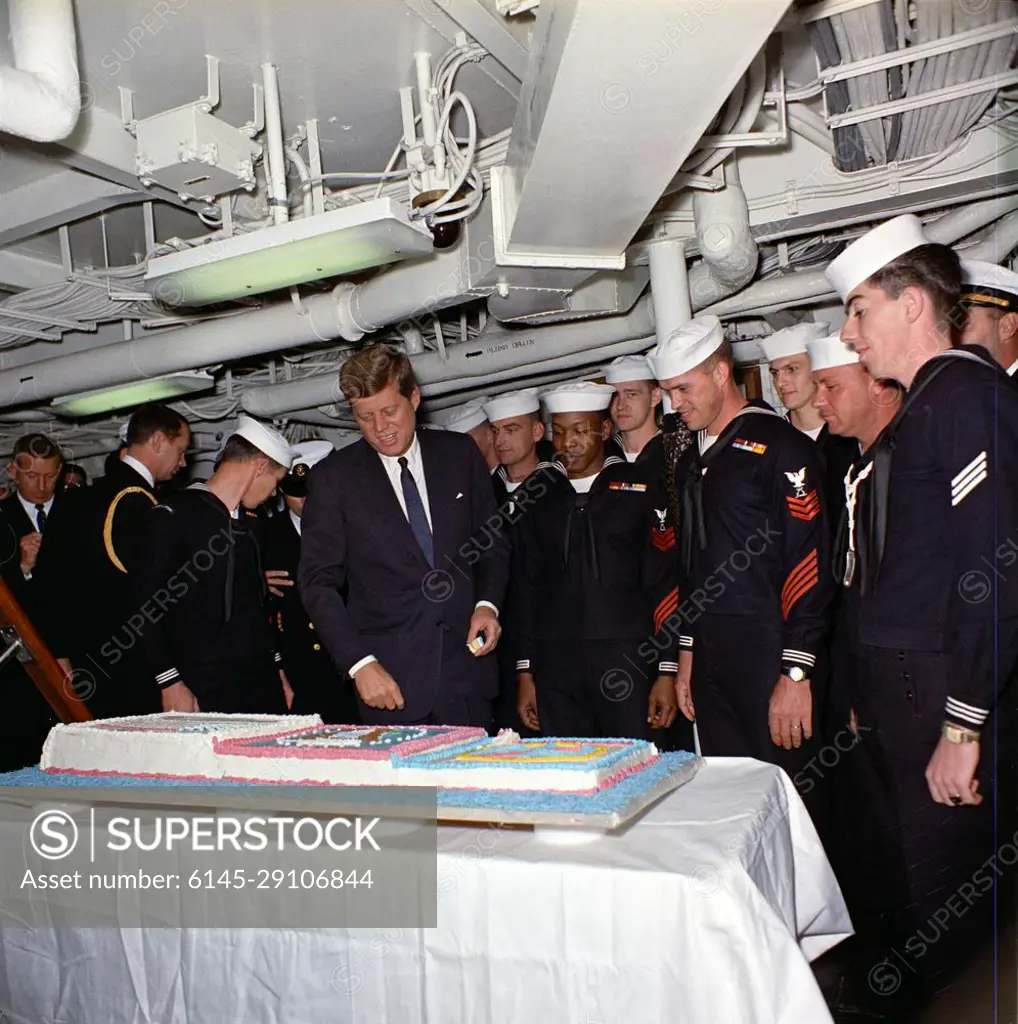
[849,644,1017,995]
[189,658,288,715]
[0,664,57,772]
[288,667,362,725]
[493,641,539,737]
[357,628,494,731]
[690,614,830,841]
[77,649,162,720]
[531,638,655,740]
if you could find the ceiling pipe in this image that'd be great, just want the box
[648,238,691,347]
[704,196,1018,318]
[0,289,351,410]
[0,0,81,142]
[685,160,759,310]
[261,63,289,226]
[241,298,657,416]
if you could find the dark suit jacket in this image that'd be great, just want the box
[0,492,47,610]
[299,429,510,721]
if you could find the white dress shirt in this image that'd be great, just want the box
[17,492,54,580]
[348,434,497,679]
[1007,358,1018,378]
[18,493,53,533]
[121,452,155,488]
[289,509,302,536]
[376,434,433,529]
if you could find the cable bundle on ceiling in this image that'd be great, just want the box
[806,0,1018,170]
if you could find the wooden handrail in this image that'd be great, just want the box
[0,577,92,723]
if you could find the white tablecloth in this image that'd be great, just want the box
[0,758,851,1024]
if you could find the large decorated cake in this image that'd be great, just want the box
[39,713,664,795]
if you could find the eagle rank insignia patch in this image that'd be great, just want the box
[784,466,820,521]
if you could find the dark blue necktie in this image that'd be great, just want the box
[399,456,434,567]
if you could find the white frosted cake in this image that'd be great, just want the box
[40,715,661,794]
[40,712,324,781]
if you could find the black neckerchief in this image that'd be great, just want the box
[680,405,780,574]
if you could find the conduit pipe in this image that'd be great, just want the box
[241,298,658,416]
[261,63,289,226]
[0,289,350,409]
[685,161,760,310]
[648,238,691,347]
[0,0,81,142]
[704,196,1018,318]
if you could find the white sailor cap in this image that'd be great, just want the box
[807,332,860,372]
[232,414,295,468]
[430,398,489,433]
[758,322,830,364]
[960,259,1018,312]
[646,315,724,381]
[483,388,541,423]
[540,380,615,414]
[603,354,656,385]
[826,214,931,301]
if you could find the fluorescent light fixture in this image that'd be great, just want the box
[144,197,435,307]
[52,371,215,417]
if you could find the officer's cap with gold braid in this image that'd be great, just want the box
[280,440,333,498]
[960,260,1018,313]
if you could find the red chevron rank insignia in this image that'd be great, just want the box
[786,490,820,521]
[652,526,675,551]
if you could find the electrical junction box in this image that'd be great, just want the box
[134,106,260,202]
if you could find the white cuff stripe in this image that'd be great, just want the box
[782,650,816,666]
[516,660,530,671]
[659,661,679,673]
[946,698,989,724]
[679,636,694,647]
[155,669,179,682]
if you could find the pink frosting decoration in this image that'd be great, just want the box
[212,724,486,760]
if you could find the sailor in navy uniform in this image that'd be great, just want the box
[805,332,903,935]
[648,316,834,813]
[826,215,1018,999]
[483,388,556,735]
[133,416,296,715]
[263,440,362,724]
[511,380,680,740]
[959,259,1018,377]
[605,354,695,751]
[604,354,666,466]
[428,397,500,472]
[759,322,860,516]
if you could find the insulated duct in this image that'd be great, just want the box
[685,161,759,311]
[0,0,81,142]
[241,299,657,416]
[0,290,351,409]
[704,194,1018,317]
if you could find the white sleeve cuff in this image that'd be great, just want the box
[475,601,499,616]
[679,636,694,649]
[659,661,679,674]
[348,654,377,678]
[945,697,989,728]
[516,659,531,672]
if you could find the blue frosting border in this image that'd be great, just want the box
[0,752,697,816]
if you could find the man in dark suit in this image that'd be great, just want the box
[0,432,63,770]
[299,345,510,729]
[33,405,191,718]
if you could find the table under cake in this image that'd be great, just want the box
[0,757,851,1024]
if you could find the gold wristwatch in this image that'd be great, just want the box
[942,722,980,744]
